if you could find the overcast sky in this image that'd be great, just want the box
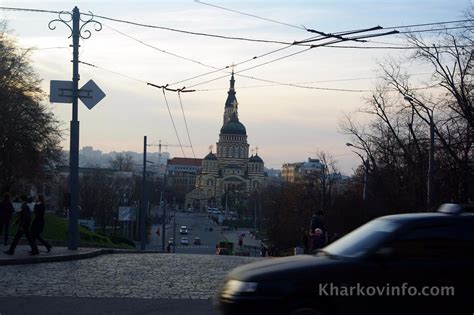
[1,0,471,174]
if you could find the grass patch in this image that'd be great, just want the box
[10,214,135,249]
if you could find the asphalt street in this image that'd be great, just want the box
[150,211,224,255]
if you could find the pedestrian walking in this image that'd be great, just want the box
[4,195,39,255]
[0,193,15,246]
[31,194,52,253]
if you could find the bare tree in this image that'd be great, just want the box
[109,153,135,172]
[341,12,473,209]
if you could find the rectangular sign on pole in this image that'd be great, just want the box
[118,206,136,221]
[50,80,73,103]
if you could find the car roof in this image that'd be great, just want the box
[381,212,474,225]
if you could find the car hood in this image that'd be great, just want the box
[227,255,342,282]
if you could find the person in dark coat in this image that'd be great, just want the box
[31,194,51,252]
[0,193,15,246]
[310,211,325,233]
[4,195,39,255]
[310,228,325,253]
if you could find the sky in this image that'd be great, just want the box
[0,0,471,174]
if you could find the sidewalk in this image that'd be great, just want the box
[0,245,161,266]
[222,229,261,256]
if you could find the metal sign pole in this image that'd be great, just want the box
[141,136,147,250]
[48,7,103,250]
[67,7,80,250]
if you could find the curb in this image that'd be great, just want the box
[0,249,165,266]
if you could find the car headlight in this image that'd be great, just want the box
[222,280,258,296]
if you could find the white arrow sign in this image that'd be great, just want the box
[79,79,106,110]
[49,79,105,109]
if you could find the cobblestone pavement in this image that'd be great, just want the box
[0,253,260,299]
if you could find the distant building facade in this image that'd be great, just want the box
[166,157,202,206]
[185,72,266,211]
[282,158,324,183]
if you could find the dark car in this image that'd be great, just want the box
[216,204,474,315]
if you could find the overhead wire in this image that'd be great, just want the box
[4,6,456,91]
[398,25,474,34]
[104,24,219,70]
[321,44,474,50]
[161,89,186,157]
[383,19,474,30]
[2,6,473,40]
[197,72,433,90]
[104,22,327,88]
[194,0,306,30]
[89,13,305,46]
[0,6,60,14]
[184,30,399,89]
[0,5,316,46]
[185,47,313,88]
[79,60,148,84]
[79,59,440,93]
[177,92,196,158]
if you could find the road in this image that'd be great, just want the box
[0,253,261,314]
[149,211,224,255]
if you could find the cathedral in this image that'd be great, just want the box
[185,72,265,211]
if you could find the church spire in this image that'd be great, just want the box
[223,70,238,124]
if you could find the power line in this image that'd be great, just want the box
[178,92,196,158]
[3,6,473,41]
[322,43,474,50]
[79,60,196,92]
[384,19,473,30]
[80,59,440,94]
[398,25,474,34]
[104,24,220,70]
[184,31,398,89]
[89,13,305,46]
[79,60,148,84]
[104,22,324,88]
[0,6,60,14]
[161,89,186,157]
[186,47,313,88]
[197,72,433,90]
[0,5,312,46]
[168,41,302,86]
[194,0,306,30]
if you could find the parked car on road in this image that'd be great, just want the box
[216,204,474,315]
[194,237,201,245]
[180,237,189,245]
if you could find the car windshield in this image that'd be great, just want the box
[322,219,399,258]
